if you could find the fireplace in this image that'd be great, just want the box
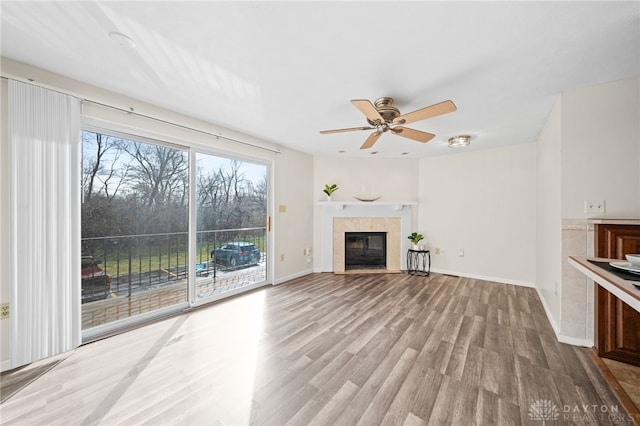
[318,202,414,274]
[345,232,387,270]
[331,216,402,274]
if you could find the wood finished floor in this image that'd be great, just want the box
[0,272,636,425]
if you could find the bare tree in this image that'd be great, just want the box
[82,132,108,200]
[82,132,131,200]
[82,131,268,238]
[122,142,188,208]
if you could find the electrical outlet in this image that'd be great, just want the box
[434,248,441,255]
[1,303,9,319]
[303,248,311,256]
[458,250,465,257]
[584,200,605,214]
[280,253,285,261]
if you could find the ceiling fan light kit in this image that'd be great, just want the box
[448,135,471,148]
[320,97,457,150]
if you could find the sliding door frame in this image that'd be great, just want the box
[80,119,274,342]
[189,147,273,308]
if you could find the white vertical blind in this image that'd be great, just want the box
[9,80,81,368]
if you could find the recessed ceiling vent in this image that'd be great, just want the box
[109,31,136,49]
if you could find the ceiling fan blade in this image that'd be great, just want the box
[351,99,384,123]
[391,126,436,143]
[360,131,382,149]
[393,100,457,125]
[320,126,375,134]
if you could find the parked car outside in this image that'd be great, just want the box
[211,242,261,268]
[81,256,112,302]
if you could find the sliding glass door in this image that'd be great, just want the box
[194,153,268,302]
[81,131,189,330]
[81,129,270,334]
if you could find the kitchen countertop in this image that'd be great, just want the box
[568,256,640,314]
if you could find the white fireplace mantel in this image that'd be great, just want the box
[317,201,417,211]
[317,201,416,273]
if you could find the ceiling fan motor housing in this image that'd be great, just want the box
[367,97,400,125]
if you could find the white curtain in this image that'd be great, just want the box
[9,80,81,368]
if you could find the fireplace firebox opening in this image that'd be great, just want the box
[345,232,387,270]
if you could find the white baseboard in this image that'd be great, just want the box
[1,358,12,373]
[274,269,314,285]
[534,286,561,336]
[533,285,594,348]
[429,268,535,288]
[557,334,593,348]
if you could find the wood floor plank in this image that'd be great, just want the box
[426,374,463,425]
[355,347,418,425]
[404,412,426,426]
[0,272,635,425]
[380,359,434,425]
[409,368,444,421]
[282,388,330,426]
[307,380,360,426]
[443,315,474,380]
[450,376,480,425]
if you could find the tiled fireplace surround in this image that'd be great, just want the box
[318,202,415,273]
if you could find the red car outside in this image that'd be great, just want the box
[81,256,112,302]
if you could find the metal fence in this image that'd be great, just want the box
[81,227,267,302]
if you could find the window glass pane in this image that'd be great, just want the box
[81,130,189,329]
[195,154,267,300]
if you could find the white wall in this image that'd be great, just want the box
[312,156,419,202]
[536,97,563,333]
[274,148,314,283]
[557,76,640,345]
[312,156,419,271]
[561,77,640,219]
[419,143,537,286]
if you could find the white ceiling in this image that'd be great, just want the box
[1,1,639,158]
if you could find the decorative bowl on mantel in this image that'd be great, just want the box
[353,196,381,202]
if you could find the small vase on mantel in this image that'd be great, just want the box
[326,195,332,202]
[411,244,419,250]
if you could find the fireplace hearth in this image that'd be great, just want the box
[345,232,387,270]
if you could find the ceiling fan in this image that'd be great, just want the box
[320,97,457,150]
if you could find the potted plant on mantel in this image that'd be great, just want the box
[323,184,339,201]
[408,232,424,250]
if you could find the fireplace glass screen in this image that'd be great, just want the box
[345,232,386,270]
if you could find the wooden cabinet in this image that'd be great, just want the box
[595,224,640,366]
